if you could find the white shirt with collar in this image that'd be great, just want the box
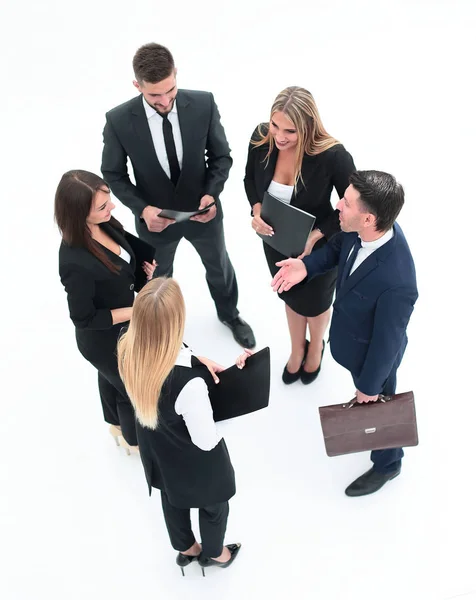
[142,96,183,179]
[118,246,131,264]
[174,344,223,451]
[349,227,394,276]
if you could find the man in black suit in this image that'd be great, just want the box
[101,43,255,348]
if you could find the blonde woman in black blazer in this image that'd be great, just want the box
[244,86,355,385]
[55,170,156,450]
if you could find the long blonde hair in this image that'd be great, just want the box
[253,86,339,187]
[117,277,185,429]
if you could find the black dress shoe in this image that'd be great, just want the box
[221,317,256,348]
[176,552,200,576]
[282,340,309,384]
[198,543,241,576]
[345,467,401,497]
[300,340,325,385]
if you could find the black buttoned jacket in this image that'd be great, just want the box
[58,222,151,367]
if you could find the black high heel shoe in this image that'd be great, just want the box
[301,340,325,385]
[198,543,241,576]
[176,552,200,576]
[282,340,309,384]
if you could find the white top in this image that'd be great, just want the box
[174,345,223,451]
[119,246,131,264]
[348,228,394,276]
[267,180,293,204]
[142,96,184,179]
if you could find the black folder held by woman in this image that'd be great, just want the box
[123,232,156,291]
[258,192,316,258]
[197,347,271,422]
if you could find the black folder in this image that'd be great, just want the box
[159,202,216,223]
[258,192,316,258]
[207,347,271,422]
[124,231,156,292]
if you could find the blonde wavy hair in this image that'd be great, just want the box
[253,86,339,187]
[117,277,185,429]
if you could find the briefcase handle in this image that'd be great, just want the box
[344,394,391,409]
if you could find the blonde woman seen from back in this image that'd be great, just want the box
[117,277,246,576]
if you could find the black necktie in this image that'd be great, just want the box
[160,113,181,186]
[341,237,362,281]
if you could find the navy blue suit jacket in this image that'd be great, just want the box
[302,223,418,395]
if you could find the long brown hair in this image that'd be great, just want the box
[117,278,185,429]
[54,169,123,273]
[253,86,340,187]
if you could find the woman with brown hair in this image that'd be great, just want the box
[117,277,242,576]
[244,86,356,385]
[55,169,156,450]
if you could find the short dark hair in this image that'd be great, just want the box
[349,170,404,232]
[133,43,175,84]
[54,170,123,273]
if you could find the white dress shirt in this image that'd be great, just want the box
[142,96,183,179]
[348,228,394,276]
[174,345,223,451]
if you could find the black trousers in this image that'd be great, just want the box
[352,366,403,475]
[97,373,137,446]
[77,330,137,447]
[140,217,239,322]
[160,490,229,558]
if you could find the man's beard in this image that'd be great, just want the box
[149,98,176,114]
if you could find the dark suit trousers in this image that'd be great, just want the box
[352,368,403,475]
[160,490,229,558]
[97,373,137,446]
[98,373,120,426]
[139,217,239,322]
[77,333,137,446]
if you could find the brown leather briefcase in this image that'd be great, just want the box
[318,392,418,457]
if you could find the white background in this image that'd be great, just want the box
[1,1,475,599]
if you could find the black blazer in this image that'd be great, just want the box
[101,90,232,219]
[58,223,153,358]
[244,124,356,239]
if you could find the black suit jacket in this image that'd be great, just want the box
[101,90,232,222]
[58,223,153,361]
[244,124,355,240]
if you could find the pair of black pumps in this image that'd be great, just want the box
[282,339,325,385]
[176,543,241,577]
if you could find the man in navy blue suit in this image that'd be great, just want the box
[272,170,418,496]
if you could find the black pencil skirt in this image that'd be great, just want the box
[263,241,337,317]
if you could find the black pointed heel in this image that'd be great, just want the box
[198,543,241,576]
[282,340,309,384]
[301,340,325,385]
[176,552,200,576]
